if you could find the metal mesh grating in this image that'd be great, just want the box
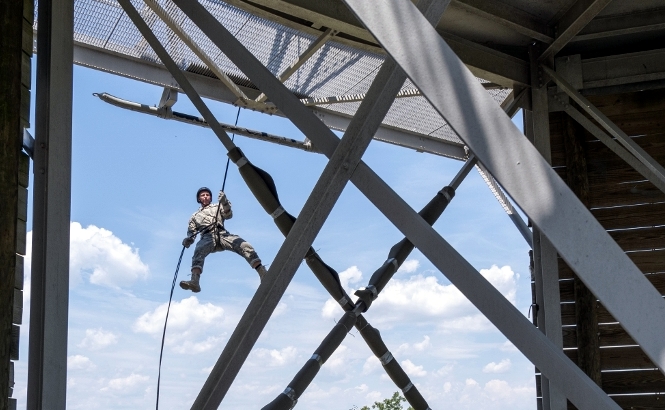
[62,0,512,146]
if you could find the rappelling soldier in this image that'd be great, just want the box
[179,187,268,292]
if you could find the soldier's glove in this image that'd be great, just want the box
[218,190,229,204]
[182,237,194,248]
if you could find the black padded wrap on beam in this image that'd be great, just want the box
[262,312,358,410]
[363,186,456,300]
[227,147,345,296]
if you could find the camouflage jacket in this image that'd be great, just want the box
[187,193,232,238]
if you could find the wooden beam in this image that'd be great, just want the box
[0,0,24,404]
[560,272,665,302]
[560,251,665,278]
[537,370,665,395]
[564,346,655,371]
[562,323,636,348]
[560,111,602,387]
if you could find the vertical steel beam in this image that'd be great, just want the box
[27,0,74,407]
[528,44,566,410]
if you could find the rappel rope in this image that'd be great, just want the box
[155,245,185,410]
[155,107,241,410]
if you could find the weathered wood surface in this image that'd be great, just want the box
[561,302,615,326]
[562,323,636,348]
[1,0,24,404]
[591,202,665,230]
[610,394,665,409]
[537,369,665,396]
[560,251,665,278]
[563,346,655,371]
[586,180,665,208]
[547,89,665,402]
[559,273,665,302]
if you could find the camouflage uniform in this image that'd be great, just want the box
[187,192,261,272]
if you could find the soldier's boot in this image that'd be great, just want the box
[180,272,201,293]
[256,265,268,281]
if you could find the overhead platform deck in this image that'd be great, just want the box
[12,0,665,409]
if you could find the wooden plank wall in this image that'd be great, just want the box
[546,89,665,410]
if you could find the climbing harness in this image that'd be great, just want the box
[155,107,241,410]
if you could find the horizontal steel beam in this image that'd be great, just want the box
[581,48,665,90]
[73,43,467,160]
[451,0,553,44]
[538,0,612,62]
[571,8,665,43]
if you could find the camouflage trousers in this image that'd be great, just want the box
[191,230,261,272]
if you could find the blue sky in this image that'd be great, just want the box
[15,63,535,409]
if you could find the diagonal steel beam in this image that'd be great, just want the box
[549,93,665,195]
[342,0,665,405]
[538,0,612,62]
[544,65,665,195]
[475,163,532,247]
[255,27,337,103]
[174,2,635,410]
[172,1,450,407]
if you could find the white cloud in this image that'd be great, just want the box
[367,265,518,329]
[68,355,96,370]
[436,364,454,376]
[69,222,149,288]
[78,328,118,350]
[479,265,518,304]
[103,373,150,391]
[414,335,430,351]
[272,302,288,318]
[500,340,518,352]
[362,355,380,375]
[401,359,427,377]
[483,379,534,402]
[339,266,363,290]
[443,381,452,393]
[321,298,340,319]
[253,346,297,367]
[483,359,512,373]
[134,296,225,353]
[172,336,225,354]
[398,259,419,273]
[325,345,348,371]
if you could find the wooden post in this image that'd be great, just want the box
[0,0,25,406]
[562,112,602,386]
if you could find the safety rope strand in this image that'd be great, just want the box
[156,244,186,410]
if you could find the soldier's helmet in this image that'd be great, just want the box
[196,187,213,203]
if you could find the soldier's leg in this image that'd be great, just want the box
[181,235,216,292]
[220,232,267,279]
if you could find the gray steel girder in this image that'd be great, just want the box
[173,1,640,410]
[342,0,665,408]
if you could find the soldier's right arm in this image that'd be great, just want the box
[187,213,198,238]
